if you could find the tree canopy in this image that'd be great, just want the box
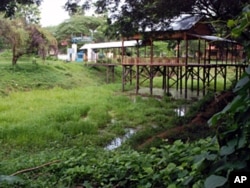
[0,17,57,65]
[65,0,249,38]
[55,15,107,48]
[0,0,42,17]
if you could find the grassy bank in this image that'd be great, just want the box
[0,57,192,177]
[2,52,231,187]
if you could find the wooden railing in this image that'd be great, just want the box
[122,56,246,65]
[122,57,187,65]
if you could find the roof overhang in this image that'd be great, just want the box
[80,40,140,50]
[189,34,237,43]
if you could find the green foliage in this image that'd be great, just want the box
[0,138,217,187]
[206,66,250,187]
[0,0,42,18]
[14,3,41,24]
[0,56,220,187]
[0,18,58,65]
[0,18,29,65]
[0,175,25,187]
[228,4,250,61]
[201,6,250,187]
[55,15,107,46]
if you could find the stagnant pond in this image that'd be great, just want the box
[105,128,136,150]
[174,105,188,117]
[105,106,188,150]
[133,87,203,100]
[105,88,194,150]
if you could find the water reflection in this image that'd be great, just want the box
[174,106,188,117]
[105,128,136,150]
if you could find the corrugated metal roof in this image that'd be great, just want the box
[145,14,204,32]
[80,40,139,50]
[190,34,236,43]
[167,14,203,31]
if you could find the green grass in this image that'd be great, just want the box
[0,53,226,187]
[0,55,189,162]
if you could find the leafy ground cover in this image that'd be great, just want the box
[0,55,195,186]
[1,53,248,188]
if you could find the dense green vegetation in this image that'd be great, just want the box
[0,48,249,187]
[0,7,249,187]
[0,1,249,187]
[0,52,197,187]
[0,50,246,187]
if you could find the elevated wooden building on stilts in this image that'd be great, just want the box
[121,14,247,99]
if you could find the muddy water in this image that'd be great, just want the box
[174,105,188,116]
[104,128,136,150]
[105,88,197,149]
[135,88,203,100]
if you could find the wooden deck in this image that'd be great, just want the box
[83,59,247,99]
[121,59,247,99]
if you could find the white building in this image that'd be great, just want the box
[80,40,139,62]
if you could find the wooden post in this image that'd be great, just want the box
[150,38,153,65]
[149,38,154,95]
[224,66,227,90]
[129,65,133,85]
[163,66,167,94]
[214,65,217,92]
[202,40,207,96]
[197,38,201,96]
[150,66,153,95]
[177,40,180,63]
[184,33,188,98]
[122,39,125,91]
[136,65,139,94]
[122,65,125,91]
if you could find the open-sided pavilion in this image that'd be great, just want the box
[121,14,247,98]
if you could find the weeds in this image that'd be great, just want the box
[0,57,218,187]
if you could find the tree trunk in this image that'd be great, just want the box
[12,45,17,66]
[12,44,21,66]
[12,56,18,66]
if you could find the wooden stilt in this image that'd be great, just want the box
[214,66,217,92]
[163,66,167,94]
[136,65,139,94]
[197,66,200,96]
[149,66,153,95]
[224,66,227,90]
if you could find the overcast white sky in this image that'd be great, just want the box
[40,0,70,27]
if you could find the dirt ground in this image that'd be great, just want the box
[138,91,235,149]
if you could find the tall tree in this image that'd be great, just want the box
[194,0,248,20]
[55,15,106,46]
[65,0,249,38]
[0,0,42,17]
[228,4,250,59]
[0,17,57,65]
[14,3,41,24]
[0,18,29,65]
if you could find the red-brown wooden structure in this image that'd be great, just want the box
[121,14,248,98]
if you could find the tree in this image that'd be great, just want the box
[27,25,58,61]
[0,0,42,18]
[66,0,195,38]
[228,4,250,59]
[0,18,30,65]
[65,0,248,38]
[64,0,91,16]
[55,15,107,48]
[205,6,250,187]
[194,0,248,20]
[14,3,41,24]
[0,17,57,65]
